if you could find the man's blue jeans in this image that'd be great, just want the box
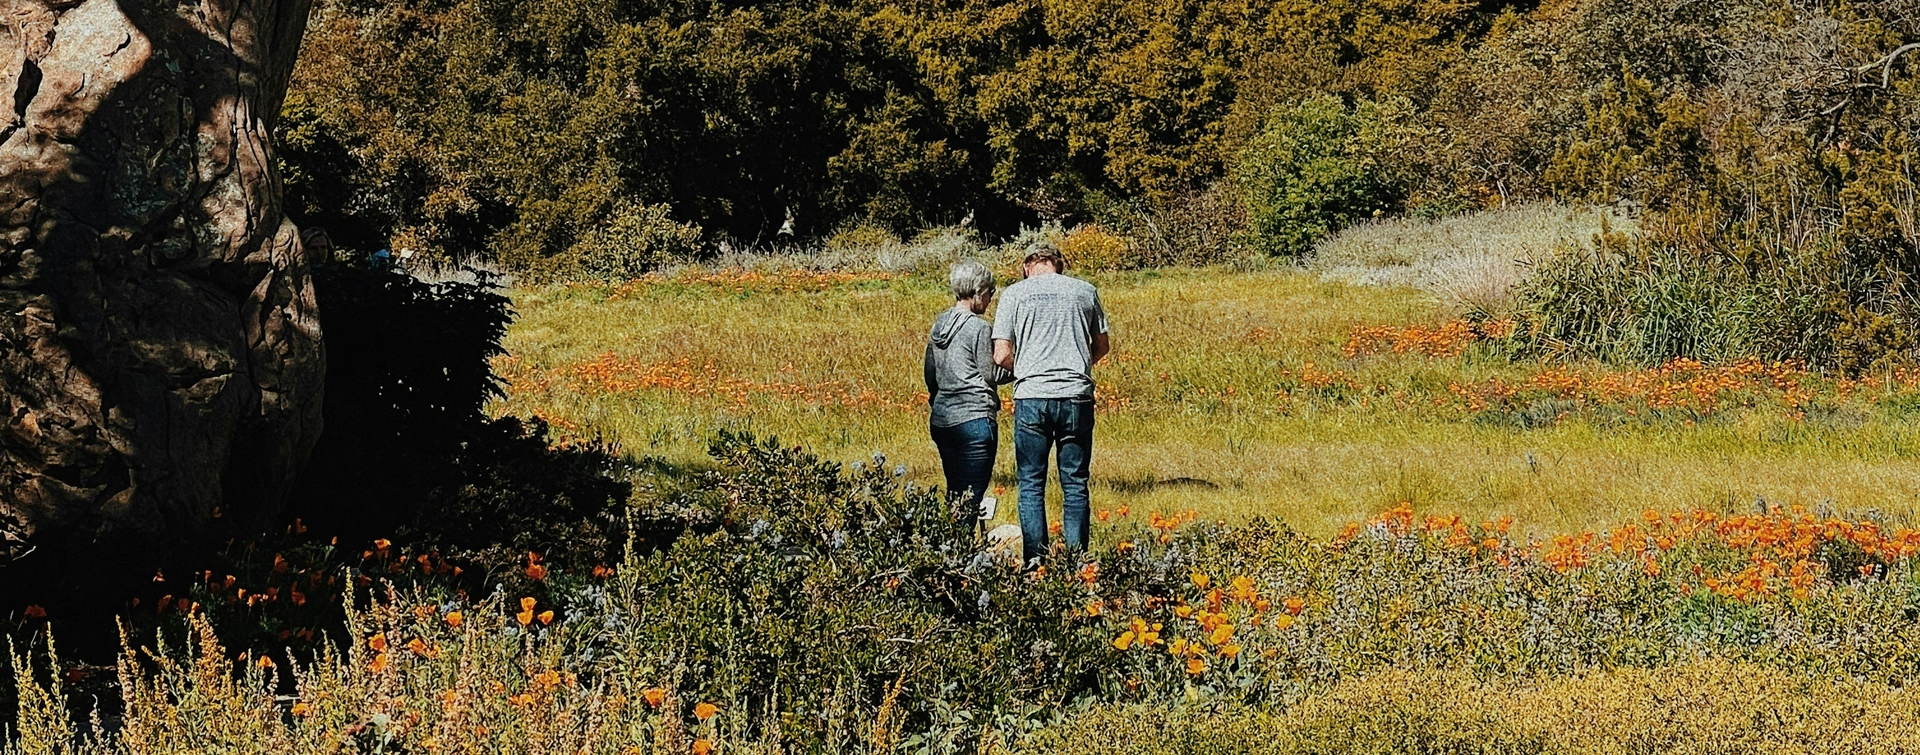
[1013,398,1094,564]
[931,418,997,517]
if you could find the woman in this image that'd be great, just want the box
[925,260,1013,519]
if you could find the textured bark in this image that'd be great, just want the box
[0,0,320,592]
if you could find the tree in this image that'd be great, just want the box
[0,0,322,607]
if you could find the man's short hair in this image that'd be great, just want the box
[1024,241,1067,271]
[949,260,995,300]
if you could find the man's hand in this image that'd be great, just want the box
[993,338,1015,370]
[1091,333,1110,366]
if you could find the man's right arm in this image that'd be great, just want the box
[990,291,1017,370]
[993,338,1015,370]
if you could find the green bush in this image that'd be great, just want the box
[1235,96,1412,257]
[541,201,704,282]
[593,432,1110,752]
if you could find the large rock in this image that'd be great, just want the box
[0,0,321,598]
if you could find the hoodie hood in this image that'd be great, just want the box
[929,307,974,348]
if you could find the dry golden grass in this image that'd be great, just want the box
[494,265,1920,538]
[1020,660,1920,755]
[1309,202,1632,316]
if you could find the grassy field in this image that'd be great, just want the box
[492,257,1920,539]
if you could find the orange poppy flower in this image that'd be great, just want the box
[643,688,667,707]
[694,702,719,720]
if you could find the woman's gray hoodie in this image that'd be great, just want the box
[924,306,1013,427]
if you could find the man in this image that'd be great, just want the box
[992,242,1109,565]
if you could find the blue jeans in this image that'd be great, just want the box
[931,418,997,518]
[1013,398,1094,563]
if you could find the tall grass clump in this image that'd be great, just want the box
[1082,183,1256,269]
[1310,202,1629,316]
[1514,233,1902,369]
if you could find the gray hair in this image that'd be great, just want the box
[948,260,995,300]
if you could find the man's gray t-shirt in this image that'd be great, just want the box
[992,272,1108,400]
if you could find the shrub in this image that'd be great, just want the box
[594,432,1106,751]
[1059,225,1131,272]
[537,201,704,283]
[824,220,902,255]
[293,263,632,571]
[1085,183,1254,268]
[812,224,989,274]
[1509,233,1912,369]
[1236,96,1413,258]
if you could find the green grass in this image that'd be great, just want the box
[493,266,1920,538]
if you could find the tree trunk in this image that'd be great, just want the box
[0,0,321,600]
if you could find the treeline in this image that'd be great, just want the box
[280,0,1920,369]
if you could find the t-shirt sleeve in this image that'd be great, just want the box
[1090,288,1109,335]
[991,292,1016,341]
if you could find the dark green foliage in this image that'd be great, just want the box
[1236,96,1411,257]
[293,264,511,536]
[292,264,631,566]
[1514,6,1920,372]
[280,0,1518,267]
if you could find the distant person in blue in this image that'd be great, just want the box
[924,260,1013,522]
[991,242,1109,565]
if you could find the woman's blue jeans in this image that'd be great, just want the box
[1013,398,1093,564]
[931,418,998,518]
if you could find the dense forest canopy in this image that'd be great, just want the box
[279,0,1920,367]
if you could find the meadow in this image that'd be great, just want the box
[493,224,1920,539]
[17,209,1920,754]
